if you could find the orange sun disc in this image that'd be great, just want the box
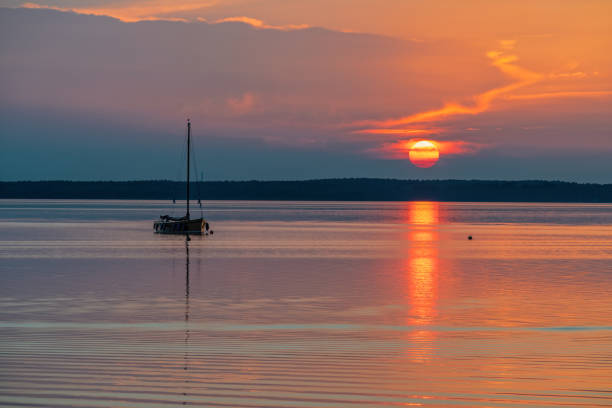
[409,140,440,168]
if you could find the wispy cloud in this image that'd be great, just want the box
[20,2,310,29]
[360,41,542,129]
[20,1,214,22]
[352,128,442,136]
[504,91,612,101]
[370,139,484,159]
[348,41,538,159]
[210,16,309,30]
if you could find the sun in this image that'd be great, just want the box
[409,140,439,168]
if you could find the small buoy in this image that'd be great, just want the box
[468,235,473,240]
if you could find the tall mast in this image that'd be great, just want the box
[186,119,190,219]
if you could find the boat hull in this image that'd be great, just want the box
[154,218,207,234]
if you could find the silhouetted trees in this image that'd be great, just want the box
[1,179,611,202]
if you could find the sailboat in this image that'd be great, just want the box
[154,119,211,235]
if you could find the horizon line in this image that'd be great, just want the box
[2,178,611,186]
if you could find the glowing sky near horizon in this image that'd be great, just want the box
[0,0,611,181]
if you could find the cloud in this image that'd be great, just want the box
[20,1,213,22]
[504,91,612,101]
[359,41,542,129]
[370,139,484,159]
[354,39,610,139]
[549,71,588,79]
[352,128,442,136]
[212,16,309,30]
[226,92,257,115]
[19,2,309,29]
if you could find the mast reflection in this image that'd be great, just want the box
[405,202,440,362]
[183,236,190,403]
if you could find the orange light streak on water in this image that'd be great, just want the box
[404,202,441,362]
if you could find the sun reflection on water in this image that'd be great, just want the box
[405,202,440,362]
[408,201,440,225]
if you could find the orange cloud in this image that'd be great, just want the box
[371,139,484,159]
[20,3,309,28]
[353,39,610,143]
[352,128,442,136]
[504,91,612,101]
[361,41,542,128]
[549,72,588,79]
[212,16,309,30]
[20,1,213,22]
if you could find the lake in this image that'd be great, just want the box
[1,200,611,407]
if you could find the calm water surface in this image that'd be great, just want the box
[1,200,611,407]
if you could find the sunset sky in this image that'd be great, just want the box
[1,0,611,181]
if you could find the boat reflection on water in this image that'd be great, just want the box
[183,237,191,404]
[404,201,441,362]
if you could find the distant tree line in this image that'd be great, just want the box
[1,179,611,202]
